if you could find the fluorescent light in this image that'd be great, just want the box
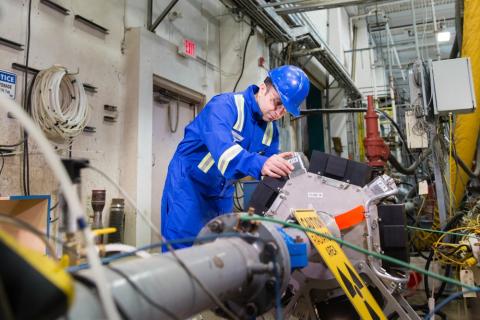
[436,31,451,42]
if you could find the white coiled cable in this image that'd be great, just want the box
[31,66,90,141]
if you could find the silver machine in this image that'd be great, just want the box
[66,153,419,319]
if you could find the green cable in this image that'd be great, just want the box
[240,215,479,291]
[406,225,479,239]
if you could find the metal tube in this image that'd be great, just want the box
[385,23,406,80]
[147,0,152,30]
[411,0,422,59]
[430,0,442,60]
[67,238,276,319]
[300,108,367,114]
[150,0,179,32]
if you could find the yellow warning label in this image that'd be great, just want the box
[294,209,386,320]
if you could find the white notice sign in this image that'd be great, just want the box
[0,70,16,100]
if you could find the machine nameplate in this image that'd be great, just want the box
[307,192,323,199]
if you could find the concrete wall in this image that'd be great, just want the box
[0,0,127,242]
[0,0,371,245]
[0,0,269,246]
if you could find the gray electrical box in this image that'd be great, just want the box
[430,58,476,115]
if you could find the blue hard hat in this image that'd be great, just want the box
[268,65,310,117]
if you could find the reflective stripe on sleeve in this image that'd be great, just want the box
[262,122,273,146]
[233,94,245,132]
[217,144,243,175]
[197,152,215,173]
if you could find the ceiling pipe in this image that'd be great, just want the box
[430,0,442,60]
[410,0,422,59]
[385,22,406,80]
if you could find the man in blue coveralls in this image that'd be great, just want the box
[161,65,310,248]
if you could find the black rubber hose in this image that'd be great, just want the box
[376,109,415,164]
[388,148,432,175]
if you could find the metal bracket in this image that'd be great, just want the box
[356,262,421,320]
[40,0,70,15]
[0,37,24,51]
[148,0,179,32]
[74,15,109,34]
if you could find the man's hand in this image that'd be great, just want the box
[261,152,294,178]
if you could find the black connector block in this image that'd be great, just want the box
[308,150,372,187]
[247,176,288,215]
[378,204,409,270]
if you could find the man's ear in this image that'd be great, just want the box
[258,83,267,95]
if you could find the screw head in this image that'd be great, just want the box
[245,303,258,316]
[208,220,224,233]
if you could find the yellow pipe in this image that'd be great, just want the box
[358,113,365,162]
[92,227,117,236]
[449,0,480,208]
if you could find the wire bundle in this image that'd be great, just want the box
[31,66,89,141]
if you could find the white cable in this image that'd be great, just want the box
[104,244,151,258]
[0,94,120,320]
[31,66,90,142]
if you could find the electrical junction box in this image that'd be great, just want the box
[430,57,476,115]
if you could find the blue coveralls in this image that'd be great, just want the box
[161,85,280,248]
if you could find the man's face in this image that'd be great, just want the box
[257,83,286,122]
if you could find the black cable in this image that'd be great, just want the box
[71,273,131,320]
[233,27,255,92]
[424,211,466,300]
[0,140,26,148]
[375,109,415,163]
[0,151,5,177]
[234,182,244,211]
[0,211,76,255]
[50,201,59,211]
[106,265,180,320]
[22,0,33,196]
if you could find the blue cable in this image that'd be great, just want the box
[423,288,480,319]
[68,233,246,272]
[68,232,284,319]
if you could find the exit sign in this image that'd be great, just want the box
[178,39,196,58]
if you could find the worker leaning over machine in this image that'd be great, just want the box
[161,65,310,249]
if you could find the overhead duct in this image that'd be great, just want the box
[230,0,362,99]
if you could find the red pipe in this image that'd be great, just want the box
[364,95,389,168]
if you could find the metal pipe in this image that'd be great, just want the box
[369,35,378,99]
[411,0,422,59]
[385,23,406,80]
[430,0,442,60]
[67,237,283,319]
[149,0,179,32]
[147,0,152,30]
[300,108,367,114]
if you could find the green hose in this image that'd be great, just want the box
[240,215,478,291]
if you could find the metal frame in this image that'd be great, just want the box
[230,0,362,99]
[273,0,399,15]
[147,0,179,32]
